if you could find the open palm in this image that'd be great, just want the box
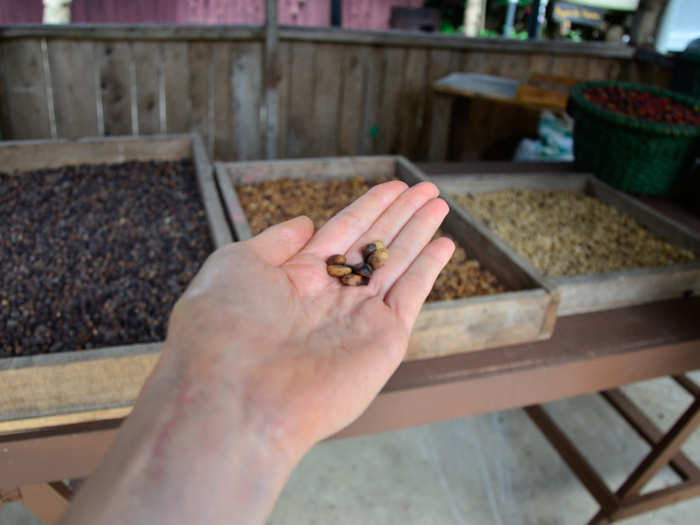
[166,180,454,452]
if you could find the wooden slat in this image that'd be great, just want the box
[551,55,577,78]
[586,58,610,81]
[212,42,233,160]
[0,39,51,139]
[376,47,406,154]
[572,56,591,80]
[673,375,700,397]
[0,57,10,140]
[0,25,637,58]
[188,42,212,155]
[264,0,279,160]
[0,135,192,172]
[398,47,428,158]
[0,347,159,425]
[97,41,133,136]
[359,45,383,155]
[422,48,459,161]
[191,133,233,247]
[589,178,700,254]
[286,41,315,158]
[131,41,161,135]
[48,40,99,138]
[275,40,291,158]
[309,43,343,156]
[529,54,553,75]
[463,51,485,73]
[497,52,530,80]
[232,41,263,160]
[162,41,190,134]
[614,480,700,520]
[338,45,368,156]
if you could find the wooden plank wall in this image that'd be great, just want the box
[0,28,671,161]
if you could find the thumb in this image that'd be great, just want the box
[243,216,315,266]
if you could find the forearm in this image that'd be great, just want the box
[61,343,301,525]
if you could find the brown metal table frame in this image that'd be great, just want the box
[2,163,700,524]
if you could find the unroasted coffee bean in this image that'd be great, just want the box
[367,248,389,270]
[341,273,368,286]
[327,264,352,277]
[362,240,386,259]
[326,254,346,265]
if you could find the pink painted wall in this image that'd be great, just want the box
[72,0,177,24]
[174,0,330,26]
[0,0,42,23]
[0,0,422,28]
[342,0,424,30]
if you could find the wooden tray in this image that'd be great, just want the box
[432,173,700,316]
[0,133,232,435]
[215,156,559,362]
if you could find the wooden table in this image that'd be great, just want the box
[427,73,574,161]
[2,162,699,524]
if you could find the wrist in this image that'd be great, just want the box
[153,339,309,468]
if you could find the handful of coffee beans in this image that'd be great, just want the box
[326,241,389,286]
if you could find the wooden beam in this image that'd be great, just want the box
[264,0,279,160]
[614,480,700,520]
[0,25,636,58]
[21,482,71,525]
[601,389,700,480]
[616,398,700,497]
[525,405,619,512]
[673,375,700,397]
[630,0,670,48]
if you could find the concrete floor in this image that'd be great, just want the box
[2,372,699,525]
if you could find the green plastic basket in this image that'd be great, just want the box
[568,81,700,195]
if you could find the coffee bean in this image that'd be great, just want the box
[0,159,213,358]
[341,274,368,286]
[354,264,373,278]
[326,254,346,265]
[367,248,389,270]
[327,264,352,277]
[362,240,386,259]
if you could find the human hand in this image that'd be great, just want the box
[59,181,454,525]
[165,180,454,455]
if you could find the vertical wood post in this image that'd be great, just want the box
[265,0,280,159]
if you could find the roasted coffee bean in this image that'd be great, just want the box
[367,247,389,270]
[327,264,352,277]
[362,240,386,259]
[341,273,369,286]
[0,159,213,358]
[326,254,346,265]
[354,264,373,278]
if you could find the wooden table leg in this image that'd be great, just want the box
[20,482,72,525]
[526,375,700,524]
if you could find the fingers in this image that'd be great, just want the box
[243,215,315,266]
[300,180,408,258]
[385,237,455,332]
[375,198,450,297]
[344,182,439,264]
